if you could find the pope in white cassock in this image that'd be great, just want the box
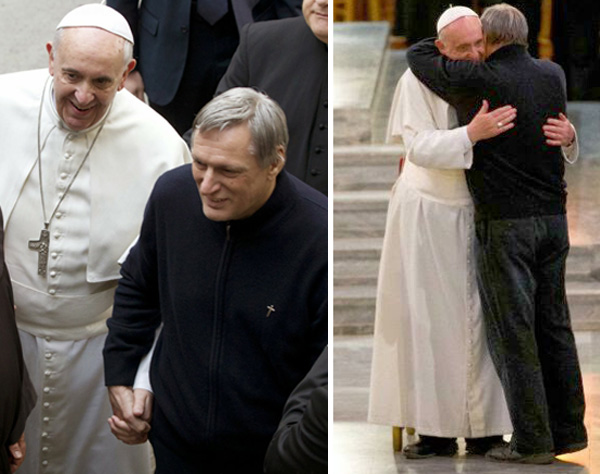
[368,6,578,458]
[0,4,190,474]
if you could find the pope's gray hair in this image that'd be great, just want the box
[193,88,289,168]
[481,3,528,47]
[53,27,134,67]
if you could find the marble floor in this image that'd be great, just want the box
[333,333,600,473]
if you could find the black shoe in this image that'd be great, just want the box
[403,436,458,459]
[465,436,507,456]
[555,441,588,455]
[486,445,554,464]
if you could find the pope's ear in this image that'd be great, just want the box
[434,38,446,55]
[118,59,137,91]
[46,42,55,75]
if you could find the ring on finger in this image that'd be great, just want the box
[497,121,503,128]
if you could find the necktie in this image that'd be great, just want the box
[196,0,229,25]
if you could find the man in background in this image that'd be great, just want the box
[217,0,328,195]
[108,0,302,134]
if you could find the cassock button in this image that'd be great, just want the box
[43,417,50,423]
[45,336,52,342]
[315,146,322,154]
[319,123,326,130]
[56,212,63,219]
[51,252,58,259]
[310,168,321,176]
[43,402,50,408]
[50,271,57,278]
[42,432,49,438]
[42,460,49,466]
[45,369,52,376]
[54,232,60,239]
[64,152,72,160]
[44,352,52,360]
[60,173,68,180]
[181,26,189,33]
[43,387,50,394]
[42,446,49,453]
[49,289,56,295]
[323,100,328,108]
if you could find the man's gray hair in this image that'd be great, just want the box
[193,87,289,168]
[53,27,134,67]
[481,3,528,47]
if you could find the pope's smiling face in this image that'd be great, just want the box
[47,27,134,131]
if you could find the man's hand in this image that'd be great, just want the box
[8,432,26,473]
[123,71,145,101]
[467,100,517,143]
[543,113,574,146]
[107,386,153,444]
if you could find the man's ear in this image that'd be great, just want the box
[267,146,286,180]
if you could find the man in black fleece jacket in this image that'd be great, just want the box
[103,87,327,473]
[407,3,586,464]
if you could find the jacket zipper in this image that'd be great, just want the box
[205,223,232,444]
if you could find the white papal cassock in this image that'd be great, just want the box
[0,69,191,474]
[367,69,513,437]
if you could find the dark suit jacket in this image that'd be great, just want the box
[107,0,301,105]
[0,208,36,472]
[217,16,328,195]
[407,39,568,220]
[264,346,328,473]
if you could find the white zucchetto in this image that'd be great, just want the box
[56,4,134,44]
[437,6,479,34]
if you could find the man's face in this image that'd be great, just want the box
[303,0,328,44]
[436,16,485,61]
[191,124,283,222]
[47,27,134,131]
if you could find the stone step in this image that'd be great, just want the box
[334,278,600,335]
[334,190,390,239]
[334,145,403,191]
[334,240,599,287]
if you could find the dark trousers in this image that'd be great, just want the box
[475,214,587,453]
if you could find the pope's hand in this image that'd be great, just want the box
[467,100,517,143]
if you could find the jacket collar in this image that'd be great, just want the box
[487,43,529,62]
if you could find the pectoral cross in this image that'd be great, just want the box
[28,228,50,277]
[266,305,276,318]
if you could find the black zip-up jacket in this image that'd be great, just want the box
[103,165,327,470]
[407,39,568,220]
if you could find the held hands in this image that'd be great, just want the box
[467,100,517,143]
[543,113,574,146]
[107,386,153,444]
[7,432,26,473]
